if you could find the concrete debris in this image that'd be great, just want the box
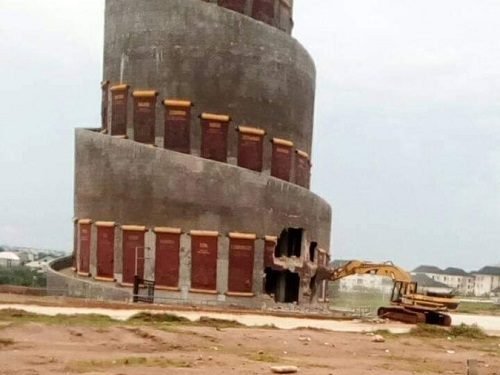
[371,335,385,343]
[446,350,456,354]
[271,365,299,374]
[298,336,311,342]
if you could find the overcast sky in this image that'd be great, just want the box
[0,0,499,270]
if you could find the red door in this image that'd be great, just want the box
[252,0,275,25]
[122,230,146,284]
[228,235,255,294]
[110,84,129,136]
[133,91,157,145]
[218,0,246,13]
[191,233,218,292]
[264,237,277,268]
[271,139,293,181]
[78,223,91,275]
[96,225,115,279]
[294,150,311,188]
[200,113,230,162]
[238,126,265,172]
[164,100,192,153]
[155,231,181,288]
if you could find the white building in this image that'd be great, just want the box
[472,266,500,297]
[336,274,394,293]
[411,273,453,295]
[413,265,475,296]
[0,252,21,268]
[25,256,56,273]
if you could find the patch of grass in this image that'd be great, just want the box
[128,312,190,324]
[66,356,192,373]
[127,312,244,329]
[373,329,399,338]
[410,324,449,338]
[247,352,282,363]
[458,302,500,316]
[0,309,117,327]
[195,316,244,329]
[410,323,488,340]
[450,323,488,339]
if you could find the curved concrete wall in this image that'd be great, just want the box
[104,0,316,156]
[75,130,331,247]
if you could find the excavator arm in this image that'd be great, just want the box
[325,260,413,283]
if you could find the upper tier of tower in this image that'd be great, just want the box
[201,0,294,34]
[104,0,316,155]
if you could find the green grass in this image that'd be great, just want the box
[0,309,117,327]
[246,352,282,363]
[0,309,246,331]
[410,323,488,339]
[457,301,500,316]
[128,312,191,324]
[66,356,192,373]
[127,312,245,329]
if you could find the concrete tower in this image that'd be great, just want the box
[72,0,332,307]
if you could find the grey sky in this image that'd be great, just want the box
[1,0,499,270]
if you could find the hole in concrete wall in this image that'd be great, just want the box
[275,228,303,258]
[309,242,317,262]
[264,268,300,304]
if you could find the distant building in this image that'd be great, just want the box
[25,256,56,273]
[411,273,453,295]
[0,252,21,268]
[472,266,500,297]
[413,265,474,296]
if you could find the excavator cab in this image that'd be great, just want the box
[390,280,418,304]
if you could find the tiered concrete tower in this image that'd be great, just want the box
[73,0,332,307]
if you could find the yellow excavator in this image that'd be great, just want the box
[318,260,460,326]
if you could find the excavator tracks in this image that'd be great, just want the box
[378,307,452,327]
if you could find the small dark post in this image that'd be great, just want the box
[133,275,140,303]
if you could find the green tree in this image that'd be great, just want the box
[0,267,47,287]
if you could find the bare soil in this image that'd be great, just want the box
[0,312,498,374]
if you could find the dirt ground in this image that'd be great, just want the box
[0,311,499,375]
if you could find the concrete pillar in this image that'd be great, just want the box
[179,233,192,300]
[72,218,78,270]
[89,224,98,278]
[245,0,254,17]
[253,239,265,295]
[126,88,134,140]
[144,230,155,281]
[155,95,163,148]
[113,225,122,282]
[273,0,280,29]
[217,235,229,300]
